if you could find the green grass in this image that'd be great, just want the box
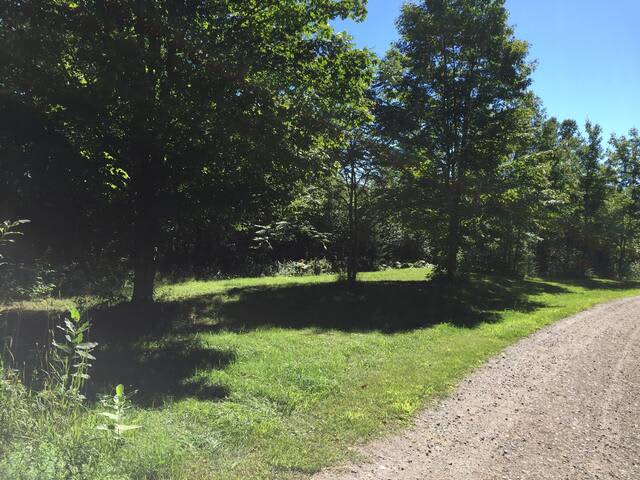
[2,268,640,479]
[154,267,426,301]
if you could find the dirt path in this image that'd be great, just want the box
[314,296,640,480]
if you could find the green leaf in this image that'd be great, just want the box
[76,351,96,361]
[69,307,81,322]
[115,384,124,397]
[99,412,120,421]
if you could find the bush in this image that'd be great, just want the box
[377,260,433,271]
[621,260,640,280]
[269,258,335,277]
[0,261,58,301]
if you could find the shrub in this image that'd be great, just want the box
[271,258,335,277]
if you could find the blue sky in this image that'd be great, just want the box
[333,0,639,141]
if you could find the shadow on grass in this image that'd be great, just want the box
[89,329,233,406]
[175,275,568,334]
[3,274,633,404]
[86,301,239,405]
[1,305,234,405]
[544,276,640,291]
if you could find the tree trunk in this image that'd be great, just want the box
[444,190,461,280]
[445,222,460,279]
[131,213,156,304]
[131,146,158,304]
[618,232,626,279]
[346,163,358,286]
[513,230,522,275]
[536,240,548,276]
[348,208,359,286]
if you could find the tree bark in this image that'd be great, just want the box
[131,209,157,304]
[346,160,358,286]
[445,222,460,280]
[130,144,158,304]
[618,231,626,279]
[444,185,461,280]
[348,204,359,286]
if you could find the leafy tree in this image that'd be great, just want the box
[376,0,532,278]
[577,122,608,272]
[478,97,553,275]
[0,0,369,302]
[332,126,387,283]
[606,129,640,276]
[2,0,640,298]
[525,118,590,276]
[307,35,378,284]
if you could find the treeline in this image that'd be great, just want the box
[1,0,639,302]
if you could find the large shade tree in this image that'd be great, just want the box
[376,0,532,278]
[0,0,370,302]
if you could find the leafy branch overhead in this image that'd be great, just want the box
[253,221,332,252]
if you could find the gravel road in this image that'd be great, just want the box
[314,296,640,480]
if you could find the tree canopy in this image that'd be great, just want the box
[1,0,638,303]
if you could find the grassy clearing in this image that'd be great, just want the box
[2,268,639,479]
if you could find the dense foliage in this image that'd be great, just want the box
[1,0,639,302]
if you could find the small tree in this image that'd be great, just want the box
[321,46,378,284]
[332,127,386,284]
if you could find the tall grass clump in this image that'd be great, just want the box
[0,308,106,480]
[0,306,187,480]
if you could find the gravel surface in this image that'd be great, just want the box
[314,296,640,480]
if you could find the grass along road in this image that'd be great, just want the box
[313,295,640,480]
[1,268,640,479]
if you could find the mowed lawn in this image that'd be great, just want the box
[3,268,640,479]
